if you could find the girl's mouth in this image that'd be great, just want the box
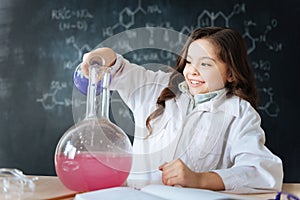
[189,79,205,87]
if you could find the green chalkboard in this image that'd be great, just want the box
[0,0,299,182]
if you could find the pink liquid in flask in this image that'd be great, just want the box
[55,152,132,192]
[55,58,133,192]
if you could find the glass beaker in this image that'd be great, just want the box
[54,56,132,192]
[0,168,38,200]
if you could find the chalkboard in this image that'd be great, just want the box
[0,0,299,182]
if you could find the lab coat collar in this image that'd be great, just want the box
[196,90,240,117]
[177,89,240,118]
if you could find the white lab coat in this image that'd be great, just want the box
[109,55,283,193]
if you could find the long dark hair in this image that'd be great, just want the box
[146,27,258,134]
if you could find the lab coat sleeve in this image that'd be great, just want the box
[108,54,170,114]
[212,102,283,193]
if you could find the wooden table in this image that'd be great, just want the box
[21,176,300,200]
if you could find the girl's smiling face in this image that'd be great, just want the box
[183,38,232,95]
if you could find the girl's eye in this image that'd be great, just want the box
[201,62,211,67]
[198,57,215,68]
[186,60,191,64]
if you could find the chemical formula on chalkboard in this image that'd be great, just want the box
[36,0,281,120]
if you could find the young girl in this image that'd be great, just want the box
[76,27,283,193]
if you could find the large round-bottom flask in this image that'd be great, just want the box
[54,57,132,192]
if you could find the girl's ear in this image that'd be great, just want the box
[227,76,234,83]
[227,70,234,83]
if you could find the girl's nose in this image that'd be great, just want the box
[190,65,200,75]
[192,70,198,75]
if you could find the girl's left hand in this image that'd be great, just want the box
[159,159,225,190]
[159,158,200,188]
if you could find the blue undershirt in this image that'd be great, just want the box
[178,81,225,114]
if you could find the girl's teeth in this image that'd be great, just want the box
[191,80,200,84]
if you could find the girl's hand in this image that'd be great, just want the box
[159,159,200,187]
[159,159,225,190]
[81,47,117,79]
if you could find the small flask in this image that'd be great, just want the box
[54,56,132,192]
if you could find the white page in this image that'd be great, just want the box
[141,185,254,200]
[74,187,168,200]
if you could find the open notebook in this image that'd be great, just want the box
[74,185,254,200]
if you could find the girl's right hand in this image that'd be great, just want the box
[81,47,117,79]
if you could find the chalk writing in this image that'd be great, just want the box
[51,7,93,32]
[36,0,282,118]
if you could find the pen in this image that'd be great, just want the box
[44,192,81,200]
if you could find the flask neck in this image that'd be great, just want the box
[85,65,99,119]
[99,69,110,119]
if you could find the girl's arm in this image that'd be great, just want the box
[212,103,283,193]
[159,159,225,191]
[159,102,283,193]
